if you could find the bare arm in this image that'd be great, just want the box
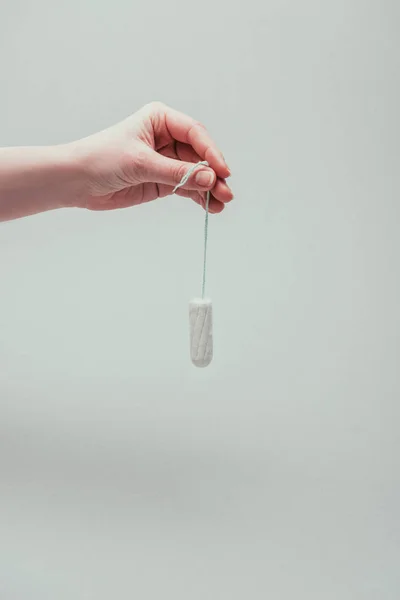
[0,145,83,222]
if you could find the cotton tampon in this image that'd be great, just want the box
[189,298,213,367]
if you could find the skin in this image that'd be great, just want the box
[0,102,233,222]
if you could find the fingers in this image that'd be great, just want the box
[142,150,217,192]
[174,188,226,214]
[158,142,234,201]
[150,102,231,180]
[159,140,203,165]
[211,177,234,204]
[176,142,202,164]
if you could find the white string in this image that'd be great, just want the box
[172,160,208,194]
[202,189,210,299]
[172,160,211,299]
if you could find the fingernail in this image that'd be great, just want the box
[195,170,214,188]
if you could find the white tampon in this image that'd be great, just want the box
[189,298,213,368]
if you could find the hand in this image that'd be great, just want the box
[73,101,233,214]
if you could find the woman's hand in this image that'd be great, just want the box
[0,102,232,222]
[73,101,233,214]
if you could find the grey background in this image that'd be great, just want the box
[0,0,399,598]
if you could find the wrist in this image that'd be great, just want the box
[57,142,89,209]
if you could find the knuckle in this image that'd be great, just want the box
[141,101,167,133]
[188,120,205,141]
[146,100,165,113]
[175,163,187,184]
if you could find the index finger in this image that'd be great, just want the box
[161,105,231,179]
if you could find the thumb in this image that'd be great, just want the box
[141,151,216,191]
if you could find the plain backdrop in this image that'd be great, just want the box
[0,1,399,598]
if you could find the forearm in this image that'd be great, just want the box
[0,144,84,222]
